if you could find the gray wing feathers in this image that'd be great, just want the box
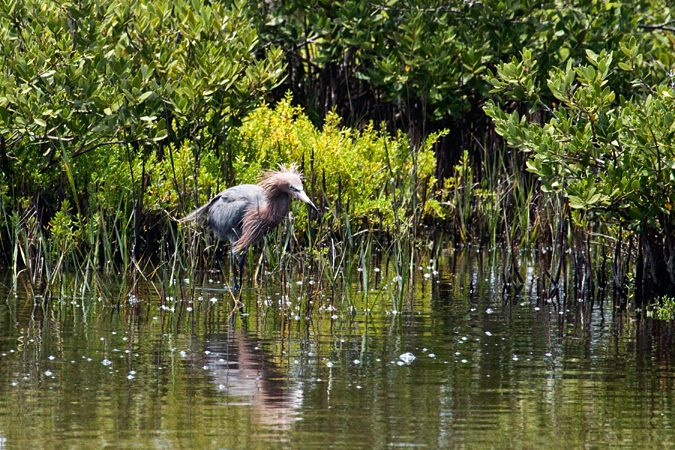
[208,197,251,242]
[182,185,266,244]
[180,194,222,224]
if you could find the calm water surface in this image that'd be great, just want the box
[0,248,674,449]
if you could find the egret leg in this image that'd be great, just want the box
[230,249,247,291]
[231,249,240,291]
[237,250,247,289]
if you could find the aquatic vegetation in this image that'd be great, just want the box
[647,296,675,321]
[486,46,675,303]
[2,246,675,449]
[1,0,674,312]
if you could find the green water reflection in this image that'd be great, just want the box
[0,249,674,449]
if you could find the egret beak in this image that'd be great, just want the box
[296,190,319,214]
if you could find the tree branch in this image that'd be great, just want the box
[638,20,675,32]
[71,140,124,158]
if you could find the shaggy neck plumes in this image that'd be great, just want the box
[232,171,297,252]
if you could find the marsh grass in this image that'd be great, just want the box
[2,223,631,365]
[0,99,645,315]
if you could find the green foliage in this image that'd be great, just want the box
[485,49,675,233]
[2,0,675,292]
[0,0,287,271]
[485,33,675,295]
[0,0,284,207]
[647,296,675,320]
[48,200,79,257]
[443,151,473,242]
[241,0,660,133]
[225,96,443,233]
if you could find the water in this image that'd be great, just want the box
[1,248,675,449]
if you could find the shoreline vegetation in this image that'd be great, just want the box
[1,0,675,312]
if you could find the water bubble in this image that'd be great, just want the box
[399,352,416,364]
[102,359,112,366]
[44,370,53,376]
[127,375,135,380]
[512,356,519,361]
[210,297,217,303]
[325,362,334,368]
[485,331,492,336]
[48,356,55,360]
[186,307,193,312]
[486,308,494,314]
[353,359,361,365]
[461,359,468,363]
[204,351,211,355]
[545,352,553,357]
[203,366,209,370]
[429,353,436,358]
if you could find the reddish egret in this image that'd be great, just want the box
[182,165,318,289]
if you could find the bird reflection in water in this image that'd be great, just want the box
[200,327,303,430]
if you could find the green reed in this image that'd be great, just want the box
[0,121,630,315]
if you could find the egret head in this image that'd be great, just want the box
[260,164,319,213]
